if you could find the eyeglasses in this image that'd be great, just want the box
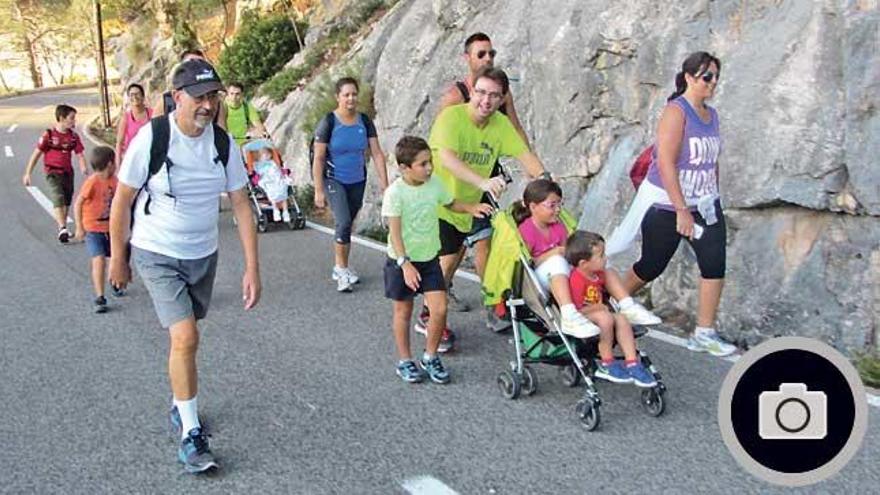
[540,200,562,210]
[473,88,503,101]
[476,49,497,60]
[699,71,719,83]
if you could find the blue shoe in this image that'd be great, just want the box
[627,362,658,388]
[594,360,633,384]
[178,427,218,474]
[111,285,126,297]
[419,354,451,384]
[396,360,426,383]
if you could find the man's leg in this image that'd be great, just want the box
[168,316,200,435]
[473,237,491,279]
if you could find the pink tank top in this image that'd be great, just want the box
[122,107,152,152]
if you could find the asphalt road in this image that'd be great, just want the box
[0,88,877,494]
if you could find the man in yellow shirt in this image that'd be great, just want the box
[415,66,550,349]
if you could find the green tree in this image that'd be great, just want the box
[217,10,305,93]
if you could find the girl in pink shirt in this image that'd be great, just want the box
[513,179,598,339]
[115,83,152,165]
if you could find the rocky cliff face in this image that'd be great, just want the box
[264,0,878,352]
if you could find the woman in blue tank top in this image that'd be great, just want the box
[622,52,737,357]
[312,77,389,292]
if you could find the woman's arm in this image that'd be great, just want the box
[656,104,694,238]
[115,112,127,165]
[312,142,328,208]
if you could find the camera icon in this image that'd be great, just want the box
[759,383,827,440]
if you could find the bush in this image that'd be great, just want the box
[855,351,880,388]
[217,11,305,93]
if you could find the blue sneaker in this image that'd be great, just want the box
[626,362,658,388]
[169,406,207,439]
[594,360,633,384]
[396,360,426,383]
[178,427,218,474]
[419,354,451,384]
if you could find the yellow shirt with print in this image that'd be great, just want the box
[428,104,528,233]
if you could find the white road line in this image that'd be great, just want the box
[8,124,18,133]
[303,220,880,409]
[401,476,459,495]
[4,145,12,157]
[26,186,72,224]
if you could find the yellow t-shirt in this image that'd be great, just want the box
[428,104,528,233]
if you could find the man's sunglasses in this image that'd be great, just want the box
[476,49,497,60]
[699,71,719,83]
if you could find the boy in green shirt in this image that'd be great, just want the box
[382,136,492,383]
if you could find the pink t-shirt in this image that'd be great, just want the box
[122,107,152,153]
[518,217,568,258]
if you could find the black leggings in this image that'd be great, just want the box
[633,202,726,281]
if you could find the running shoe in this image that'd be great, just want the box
[332,266,359,285]
[93,296,108,314]
[58,226,69,244]
[336,271,353,293]
[594,360,632,384]
[419,354,451,384]
[414,318,456,353]
[111,285,126,297]
[627,362,658,388]
[486,307,512,333]
[178,427,218,474]
[687,331,737,357]
[396,360,426,383]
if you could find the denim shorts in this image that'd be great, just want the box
[85,232,110,258]
[132,247,219,328]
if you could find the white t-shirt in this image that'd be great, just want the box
[118,112,248,259]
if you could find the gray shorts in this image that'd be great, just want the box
[132,247,219,328]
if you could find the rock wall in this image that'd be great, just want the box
[262,0,879,352]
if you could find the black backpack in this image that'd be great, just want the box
[138,114,230,215]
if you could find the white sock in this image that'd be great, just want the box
[617,297,635,310]
[695,326,715,337]
[422,352,435,362]
[174,397,200,439]
[560,304,578,319]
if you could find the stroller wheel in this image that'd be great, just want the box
[521,365,538,396]
[576,398,601,431]
[294,216,306,230]
[559,363,581,388]
[641,387,665,417]
[497,370,521,400]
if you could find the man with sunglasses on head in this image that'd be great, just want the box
[418,65,549,351]
[109,59,261,474]
[435,32,532,331]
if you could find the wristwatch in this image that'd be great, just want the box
[396,255,411,268]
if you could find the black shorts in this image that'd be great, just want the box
[633,201,726,281]
[439,219,468,256]
[384,256,447,301]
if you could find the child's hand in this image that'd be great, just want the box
[22,173,31,187]
[470,202,494,219]
[402,262,421,291]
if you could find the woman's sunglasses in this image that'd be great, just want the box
[699,71,719,83]
[476,49,497,60]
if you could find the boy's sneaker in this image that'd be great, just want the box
[687,331,737,357]
[396,360,426,383]
[594,360,632,384]
[618,302,662,325]
[627,362,658,388]
[58,226,69,244]
[419,354,451,384]
[111,285,126,297]
[178,427,218,474]
[414,314,456,353]
[560,312,600,339]
[93,296,108,314]
[447,286,471,312]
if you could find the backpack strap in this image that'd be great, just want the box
[142,115,171,215]
[243,100,252,130]
[455,81,470,102]
[212,122,230,168]
[162,92,175,115]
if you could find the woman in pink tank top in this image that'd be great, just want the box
[115,83,152,164]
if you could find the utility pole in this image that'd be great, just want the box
[94,0,111,127]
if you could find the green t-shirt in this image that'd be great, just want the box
[381,176,453,262]
[225,101,262,145]
[429,104,528,233]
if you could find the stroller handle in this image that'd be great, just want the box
[485,164,513,210]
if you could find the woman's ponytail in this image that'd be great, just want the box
[667,71,687,101]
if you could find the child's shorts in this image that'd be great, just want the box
[535,254,571,291]
[45,171,74,207]
[85,232,111,258]
[384,256,446,301]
